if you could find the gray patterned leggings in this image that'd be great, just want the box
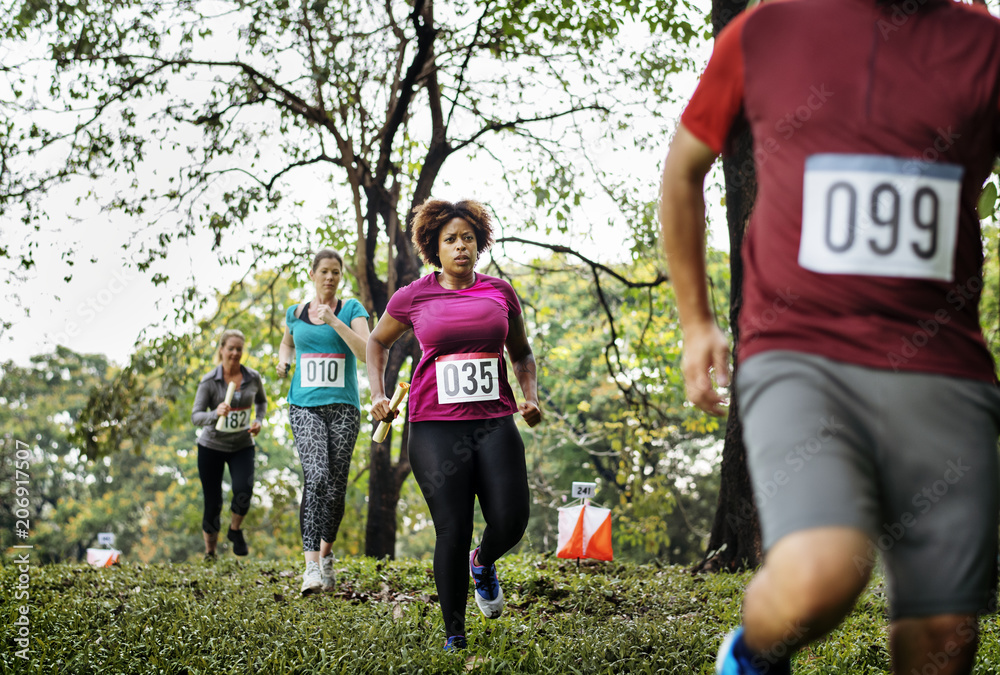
[289,404,361,552]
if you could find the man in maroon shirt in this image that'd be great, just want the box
[660,1,1000,673]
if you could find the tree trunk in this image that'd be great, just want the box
[360,204,424,555]
[363,330,419,558]
[360,115,449,556]
[359,139,443,556]
[694,0,762,573]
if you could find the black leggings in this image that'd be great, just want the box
[409,416,530,637]
[197,444,255,533]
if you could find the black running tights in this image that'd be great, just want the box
[408,416,530,637]
[197,444,255,534]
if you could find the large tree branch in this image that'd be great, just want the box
[374,0,435,185]
[79,54,340,138]
[450,104,608,154]
[496,236,668,288]
[300,0,331,132]
[262,154,342,192]
[444,1,491,134]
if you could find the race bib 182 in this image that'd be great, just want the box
[799,154,962,281]
[435,353,500,404]
[300,353,346,388]
[218,407,251,433]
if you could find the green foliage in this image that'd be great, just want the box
[980,223,1000,358]
[979,181,997,221]
[0,348,113,561]
[0,554,928,673]
[496,250,729,565]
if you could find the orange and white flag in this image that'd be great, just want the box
[556,503,613,561]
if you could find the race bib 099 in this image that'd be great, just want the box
[799,154,961,281]
[219,407,251,433]
[300,353,346,388]
[435,353,500,404]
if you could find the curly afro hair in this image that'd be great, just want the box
[410,199,495,268]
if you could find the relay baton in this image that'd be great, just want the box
[215,381,237,431]
[373,382,410,442]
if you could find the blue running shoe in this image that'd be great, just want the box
[716,627,748,675]
[469,547,504,619]
[444,635,467,651]
[716,628,792,675]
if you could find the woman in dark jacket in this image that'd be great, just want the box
[191,329,267,559]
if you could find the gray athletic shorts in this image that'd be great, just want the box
[737,350,1000,619]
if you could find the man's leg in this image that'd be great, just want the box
[890,614,978,675]
[876,374,1000,675]
[742,527,873,663]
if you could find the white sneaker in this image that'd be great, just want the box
[320,554,336,592]
[301,560,323,596]
[470,547,504,619]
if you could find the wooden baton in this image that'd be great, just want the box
[215,381,237,431]
[373,382,410,442]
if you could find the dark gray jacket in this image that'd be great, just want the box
[192,364,268,452]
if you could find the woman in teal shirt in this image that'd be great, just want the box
[278,248,370,595]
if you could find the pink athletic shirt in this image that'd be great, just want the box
[681,0,1000,382]
[386,272,521,421]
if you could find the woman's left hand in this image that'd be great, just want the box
[249,421,262,437]
[518,400,542,428]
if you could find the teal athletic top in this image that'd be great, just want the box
[286,298,369,409]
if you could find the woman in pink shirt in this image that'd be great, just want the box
[368,199,541,652]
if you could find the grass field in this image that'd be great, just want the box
[3,552,999,674]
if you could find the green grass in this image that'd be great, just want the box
[2,553,999,674]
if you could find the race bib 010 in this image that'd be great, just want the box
[799,154,962,281]
[300,353,346,388]
[435,352,501,404]
[218,407,252,433]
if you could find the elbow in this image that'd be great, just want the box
[517,345,535,361]
[366,339,387,362]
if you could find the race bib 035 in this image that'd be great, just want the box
[218,407,252,433]
[799,154,962,281]
[435,352,501,404]
[300,353,346,388]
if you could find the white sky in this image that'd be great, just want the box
[0,9,722,368]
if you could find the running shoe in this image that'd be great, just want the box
[444,635,467,652]
[227,527,248,556]
[203,551,217,563]
[716,628,791,675]
[716,628,748,675]
[320,553,336,592]
[301,560,323,596]
[469,547,504,619]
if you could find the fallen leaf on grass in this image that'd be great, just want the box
[465,654,491,671]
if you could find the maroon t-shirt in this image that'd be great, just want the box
[681,0,1000,382]
[386,272,521,421]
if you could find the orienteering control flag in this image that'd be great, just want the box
[556,503,613,561]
